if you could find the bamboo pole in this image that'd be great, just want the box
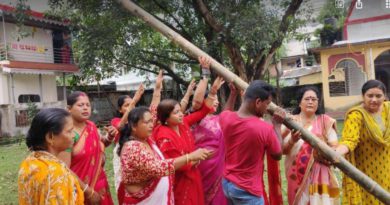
[117,0,390,204]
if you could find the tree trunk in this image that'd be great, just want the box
[117,1,390,204]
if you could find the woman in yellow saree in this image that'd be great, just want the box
[18,108,84,205]
[335,80,390,205]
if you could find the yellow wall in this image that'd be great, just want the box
[320,41,390,112]
[299,72,322,85]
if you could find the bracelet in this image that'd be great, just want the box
[83,184,89,192]
[185,154,189,164]
[201,68,210,75]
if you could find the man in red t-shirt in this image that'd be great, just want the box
[219,80,283,205]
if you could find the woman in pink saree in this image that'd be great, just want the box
[60,91,116,205]
[282,86,340,205]
[188,57,240,205]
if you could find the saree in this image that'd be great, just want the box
[193,115,227,205]
[70,120,114,205]
[285,114,340,205]
[118,138,174,205]
[341,102,390,205]
[18,151,84,205]
[153,104,212,205]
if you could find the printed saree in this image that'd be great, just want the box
[18,151,84,205]
[285,114,340,205]
[193,115,227,205]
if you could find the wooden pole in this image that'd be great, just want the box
[117,1,390,204]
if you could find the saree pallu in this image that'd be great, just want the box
[118,142,173,205]
[70,120,114,205]
[18,151,84,205]
[193,115,227,205]
[286,115,340,205]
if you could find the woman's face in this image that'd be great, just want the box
[363,87,385,113]
[119,97,132,114]
[299,90,319,115]
[166,104,183,126]
[210,97,219,113]
[68,96,91,122]
[50,116,75,153]
[132,112,154,140]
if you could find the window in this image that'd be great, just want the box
[329,59,366,96]
[18,95,41,103]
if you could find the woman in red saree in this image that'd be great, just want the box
[117,106,211,205]
[60,91,116,205]
[153,77,225,205]
[282,86,340,205]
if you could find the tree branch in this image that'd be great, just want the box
[145,59,189,86]
[194,0,247,81]
[139,49,198,64]
[152,0,193,42]
[254,0,304,79]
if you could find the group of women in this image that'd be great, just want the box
[18,55,389,205]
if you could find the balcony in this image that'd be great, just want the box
[0,42,78,73]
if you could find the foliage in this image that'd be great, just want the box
[26,100,39,124]
[315,0,349,46]
[44,0,311,86]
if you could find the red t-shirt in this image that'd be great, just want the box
[219,111,281,197]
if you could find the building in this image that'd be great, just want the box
[0,0,78,136]
[316,0,390,112]
[279,0,326,86]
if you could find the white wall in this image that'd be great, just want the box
[0,23,54,63]
[13,74,40,103]
[347,1,390,41]
[12,74,57,104]
[0,73,9,104]
[42,75,57,102]
[347,19,390,41]
[349,1,389,20]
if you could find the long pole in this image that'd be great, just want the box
[117,1,390,203]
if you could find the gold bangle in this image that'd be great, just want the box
[181,99,189,105]
[185,154,189,164]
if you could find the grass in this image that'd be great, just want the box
[0,120,345,205]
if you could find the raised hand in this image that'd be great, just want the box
[198,56,211,69]
[155,70,163,90]
[132,84,145,105]
[210,76,225,94]
[228,82,238,95]
[186,79,196,96]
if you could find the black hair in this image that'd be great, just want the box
[117,106,150,156]
[292,86,323,115]
[67,91,88,107]
[244,80,275,101]
[157,99,179,125]
[26,108,70,151]
[361,80,387,96]
[116,95,131,117]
